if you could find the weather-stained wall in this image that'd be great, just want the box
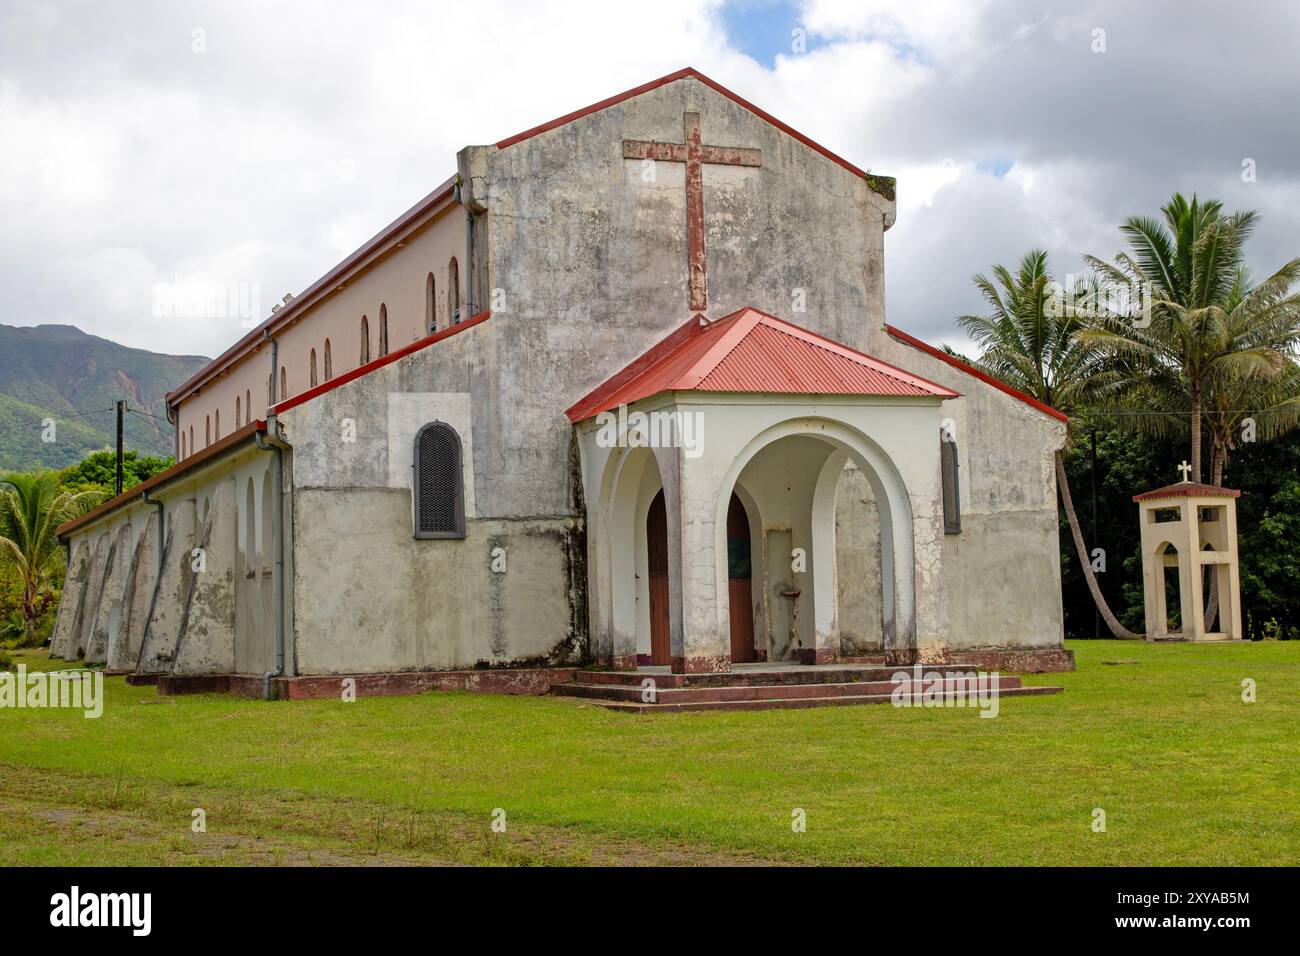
[51,439,283,678]
[276,319,583,674]
[875,333,1069,653]
[462,72,896,519]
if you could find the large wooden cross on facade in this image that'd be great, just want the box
[624,111,762,313]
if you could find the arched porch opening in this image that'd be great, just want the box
[714,419,913,666]
[602,444,666,669]
[1155,541,1182,636]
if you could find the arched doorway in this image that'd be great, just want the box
[726,493,755,662]
[646,490,670,665]
[713,419,915,666]
[1157,541,1182,635]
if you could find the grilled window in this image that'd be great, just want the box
[414,421,466,538]
[941,431,961,534]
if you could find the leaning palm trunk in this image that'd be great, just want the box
[1055,451,1139,639]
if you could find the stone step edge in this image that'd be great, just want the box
[552,676,1025,702]
[573,663,993,688]
[566,685,1063,713]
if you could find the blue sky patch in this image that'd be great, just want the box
[719,0,824,67]
[977,159,1014,178]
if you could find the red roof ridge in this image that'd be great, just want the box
[496,67,894,194]
[57,419,269,540]
[271,309,492,416]
[1133,482,1241,502]
[675,308,761,389]
[165,174,459,409]
[884,323,1069,424]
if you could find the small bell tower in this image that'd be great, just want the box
[1134,468,1243,642]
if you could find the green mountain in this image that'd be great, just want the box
[0,324,209,472]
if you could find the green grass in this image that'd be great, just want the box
[2,640,1298,865]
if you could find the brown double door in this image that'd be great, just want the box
[645,490,754,666]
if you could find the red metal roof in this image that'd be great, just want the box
[165,175,459,408]
[57,419,268,540]
[885,324,1069,424]
[1133,482,1241,502]
[270,309,491,415]
[566,307,957,422]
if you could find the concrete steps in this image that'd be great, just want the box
[550,664,1063,713]
[571,665,917,689]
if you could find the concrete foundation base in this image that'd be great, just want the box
[134,667,581,700]
[945,647,1076,673]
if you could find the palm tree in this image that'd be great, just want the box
[1201,269,1300,481]
[958,249,1137,638]
[1083,193,1300,482]
[0,472,101,646]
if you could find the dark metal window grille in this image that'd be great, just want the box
[414,421,465,538]
[941,432,961,534]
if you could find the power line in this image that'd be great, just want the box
[1082,409,1296,416]
[125,406,170,424]
[60,406,116,428]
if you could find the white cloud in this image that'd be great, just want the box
[1,0,1298,360]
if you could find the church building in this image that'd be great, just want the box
[51,68,1075,697]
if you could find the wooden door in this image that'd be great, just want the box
[647,490,670,665]
[727,493,755,663]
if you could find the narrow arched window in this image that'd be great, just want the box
[215,409,221,440]
[235,395,241,428]
[205,415,211,447]
[189,425,194,456]
[941,430,961,534]
[324,340,332,380]
[246,389,252,422]
[448,257,460,324]
[360,315,370,364]
[244,477,256,576]
[413,421,466,538]
[280,367,288,400]
[181,431,187,459]
[379,304,389,356]
[426,272,436,333]
[260,470,273,574]
[310,348,318,387]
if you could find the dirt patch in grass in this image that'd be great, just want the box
[0,765,785,866]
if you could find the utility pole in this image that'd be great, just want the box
[115,400,125,496]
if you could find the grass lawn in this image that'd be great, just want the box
[1,639,1297,866]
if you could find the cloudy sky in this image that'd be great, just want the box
[3,0,1298,358]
